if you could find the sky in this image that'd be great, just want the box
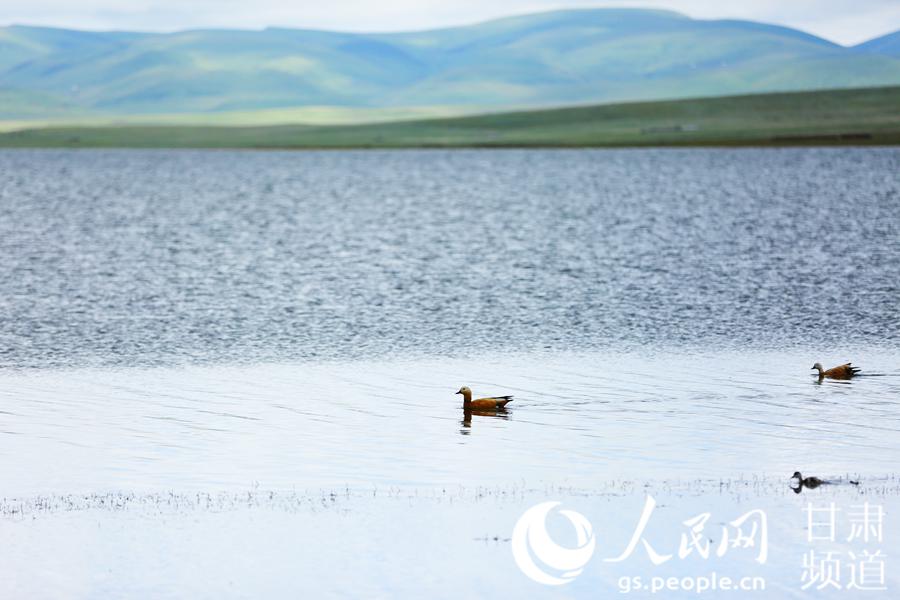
[0,1,898,46]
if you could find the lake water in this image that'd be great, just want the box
[0,148,898,598]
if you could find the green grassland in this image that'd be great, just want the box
[1,86,898,148]
[0,104,488,133]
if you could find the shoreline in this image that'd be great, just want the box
[2,86,898,149]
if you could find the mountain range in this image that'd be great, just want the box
[1,8,899,120]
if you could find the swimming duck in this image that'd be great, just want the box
[456,386,513,410]
[790,471,859,493]
[811,362,860,380]
[791,471,827,489]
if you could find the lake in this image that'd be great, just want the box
[0,148,898,598]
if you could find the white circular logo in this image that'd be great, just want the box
[511,501,596,585]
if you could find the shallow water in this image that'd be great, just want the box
[3,481,899,599]
[1,352,900,494]
[0,148,898,598]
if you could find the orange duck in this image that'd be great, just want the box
[812,362,860,380]
[456,386,513,410]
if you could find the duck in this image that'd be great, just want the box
[790,472,860,493]
[791,471,827,490]
[455,386,513,410]
[811,362,860,380]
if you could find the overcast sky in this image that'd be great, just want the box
[1,1,898,46]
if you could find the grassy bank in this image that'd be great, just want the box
[1,86,899,148]
[0,104,490,133]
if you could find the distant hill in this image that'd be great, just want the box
[2,9,900,119]
[854,31,900,56]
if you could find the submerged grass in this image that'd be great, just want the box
[4,476,896,519]
[0,86,898,149]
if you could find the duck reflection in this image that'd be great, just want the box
[812,377,853,386]
[460,408,510,434]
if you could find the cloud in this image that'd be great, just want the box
[0,0,897,45]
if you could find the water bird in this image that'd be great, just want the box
[791,471,827,490]
[789,471,860,493]
[811,362,860,380]
[456,386,513,410]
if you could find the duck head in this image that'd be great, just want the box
[811,363,824,375]
[456,386,473,404]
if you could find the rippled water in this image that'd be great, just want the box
[0,148,898,598]
[1,148,897,367]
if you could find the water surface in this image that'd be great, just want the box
[1,148,897,368]
[0,148,898,598]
